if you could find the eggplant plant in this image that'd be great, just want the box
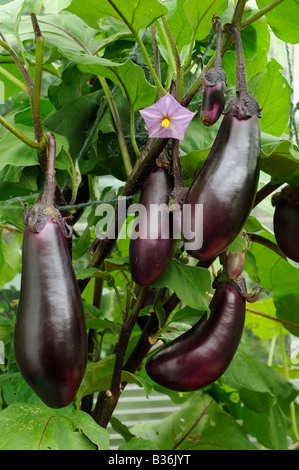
[0,0,298,452]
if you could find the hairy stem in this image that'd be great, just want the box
[223,23,248,96]
[42,133,57,208]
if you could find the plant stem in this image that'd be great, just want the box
[151,24,162,99]
[279,331,299,445]
[161,16,183,101]
[93,286,148,427]
[130,105,140,159]
[30,13,46,166]
[246,306,299,332]
[61,146,81,205]
[172,138,183,189]
[253,182,284,207]
[98,76,133,176]
[0,38,33,91]
[42,132,57,208]
[224,23,248,96]
[0,65,28,93]
[241,0,285,28]
[0,114,42,148]
[249,233,287,260]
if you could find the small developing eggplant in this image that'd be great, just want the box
[14,134,87,409]
[129,161,177,287]
[272,185,299,263]
[183,23,262,261]
[200,17,227,127]
[146,275,247,392]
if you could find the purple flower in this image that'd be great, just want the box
[139,93,196,140]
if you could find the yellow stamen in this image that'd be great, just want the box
[161,116,170,129]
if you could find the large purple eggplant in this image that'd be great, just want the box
[14,133,87,408]
[129,163,176,287]
[183,23,262,261]
[272,185,299,263]
[200,17,227,127]
[146,277,246,392]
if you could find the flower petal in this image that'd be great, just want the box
[139,93,196,140]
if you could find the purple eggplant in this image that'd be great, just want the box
[200,17,227,126]
[146,277,246,392]
[272,185,299,263]
[183,24,262,261]
[14,133,87,408]
[129,163,176,287]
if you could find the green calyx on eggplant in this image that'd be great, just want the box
[272,185,299,263]
[200,17,227,127]
[14,133,87,409]
[183,23,262,261]
[146,275,244,392]
[129,159,177,287]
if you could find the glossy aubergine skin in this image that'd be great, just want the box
[14,218,87,408]
[129,165,176,287]
[146,282,245,392]
[273,196,299,263]
[200,80,227,127]
[183,110,260,261]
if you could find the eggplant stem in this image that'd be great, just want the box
[42,133,57,208]
[213,17,222,69]
[224,23,248,97]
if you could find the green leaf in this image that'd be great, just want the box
[0,403,109,450]
[256,0,299,44]
[119,436,160,450]
[65,0,168,32]
[241,402,289,450]
[245,298,287,339]
[28,0,73,15]
[0,230,22,290]
[184,0,228,40]
[75,355,152,405]
[152,258,212,310]
[223,352,296,413]
[248,59,291,137]
[77,59,157,112]
[131,392,257,450]
[260,136,299,186]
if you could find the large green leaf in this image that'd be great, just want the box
[152,258,212,310]
[78,59,157,112]
[65,0,168,32]
[131,391,257,450]
[0,403,109,450]
[248,58,291,137]
[256,0,299,44]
